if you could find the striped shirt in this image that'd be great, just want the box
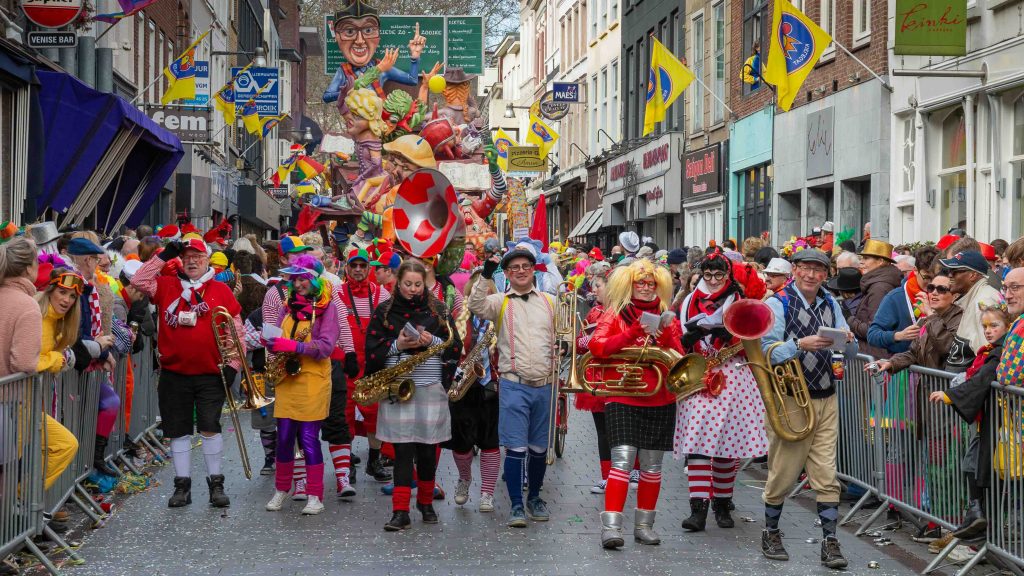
[261,282,355,352]
[385,335,446,387]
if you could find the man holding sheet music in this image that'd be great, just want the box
[759,248,857,570]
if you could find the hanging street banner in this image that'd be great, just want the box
[551,82,582,103]
[181,61,210,107]
[324,15,483,76]
[231,66,280,116]
[506,178,530,232]
[894,0,967,56]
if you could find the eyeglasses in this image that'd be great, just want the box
[795,263,828,275]
[181,252,207,262]
[50,272,85,295]
[925,284,952,294]
[506,263,534,273]
[348,261,368,269]
[1004,283,1024,296]
[336,25,379,39]
[701,272,727,281]
[634,280,657,289]
[947,268,970,276]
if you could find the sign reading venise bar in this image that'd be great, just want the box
[894,0,967,56]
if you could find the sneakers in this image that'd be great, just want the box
[266,490,288,511]
[301,495,324,515]
[912,525,943,543]
[260,457,275,476]
[337,476,356,499]
[820,537,848,569]
[434,484,446,501]
[292,478,308,501]
[454,479,471,506]
[761,529,789,561]
[525,497,550,521]
[590,480,607,494]
[507,505,528,527]
[929,531,956,554]
[629,469,640,489]
[479,493,495,513]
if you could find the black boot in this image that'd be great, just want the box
[952,499,987,540]
[417,503,439,524]
[681,498,710,532]
[206,475,230,508]
[259,430,276,476]
[168,477,192,508]
[384,510,411,531]
[367,458,393,482]
[713,498,735,528]
[92,435,120,477]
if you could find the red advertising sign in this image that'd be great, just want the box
[682,142,721,199]
[22,0,83,28]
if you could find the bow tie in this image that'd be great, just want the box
[509,292,530,302]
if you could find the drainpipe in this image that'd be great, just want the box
[964,93,975,237]
[94,0,114,93]
[915,107,927,243]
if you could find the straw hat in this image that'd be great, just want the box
[858,239,894,262]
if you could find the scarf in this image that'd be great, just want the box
[686,279,741,322]
[166,268,216,318]
[904,271,927,320]
[287,288,330,322]
[620,296,662,325]
[86,283,102,338]
[363,290,462,380]
[965,336,1004,380]
[346,276,371,298]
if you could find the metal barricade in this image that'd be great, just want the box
[103,360,134,473]
[0,373,53,571]
[835,354,887,525]
[127,337,166,459]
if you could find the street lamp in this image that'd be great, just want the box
[211,46,267,67]
[283,127,314,143]
[504,102,532,118]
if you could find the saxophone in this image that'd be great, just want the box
[448,326,495,402]
[266,324,312,385]
[352,327,457,406]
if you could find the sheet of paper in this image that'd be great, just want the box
[261,324,283,340]
[816,326,849,351]
[640,311,661,335]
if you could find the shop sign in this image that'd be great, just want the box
[894,0,967,56]
[639,179,665,214]
[552,82,581,103]
[27,31,76,48]
[22,0,82,28]
[682,143,720,199]
[806,107,834,179]
[538,91,570,121]
[148,106,211,142]
[507,146,548,174]
[607,132,675,193]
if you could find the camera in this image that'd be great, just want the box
[177,310,197,327]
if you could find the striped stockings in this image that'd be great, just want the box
[329,444,351,481]
[687,456,738,499]
[604,468,630,513]
[480,449,500,496]
[711,457,739,499]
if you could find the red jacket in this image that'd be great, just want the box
[588,307,683,407]
[574,305,606,412]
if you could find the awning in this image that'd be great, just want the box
[583,208,605,235]
[568,209,601,238]
[37,71,184,233]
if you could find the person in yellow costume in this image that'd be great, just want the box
[263,255,340,516]
[35,270,84,488]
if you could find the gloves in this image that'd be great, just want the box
[681,327,705,349]
[709,326,732,341]
[482,258,499,280]
[267,337,304,355]
[483,144,499,170]
[159,240,183,261]
[344,352,360,378]
[222,366,238,385]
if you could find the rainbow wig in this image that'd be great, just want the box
[285,254,327,299]
[603,258,673,315]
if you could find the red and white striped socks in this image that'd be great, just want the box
[604,468,630,513]
[637,470,662,510]
[293,454,307,492]
[686,456,712,499]
[712,457,739,499]
[453,450,474,482]
[329,444,351,482]
[480,448,500,495]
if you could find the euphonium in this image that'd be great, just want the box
[449,326,495,402]
[725,299,816,442]
[352,327,457,406]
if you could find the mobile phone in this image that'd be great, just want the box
[402,322,421,340]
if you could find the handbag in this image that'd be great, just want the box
[995,396,1024,480]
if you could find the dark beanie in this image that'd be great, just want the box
[667,248,687,265]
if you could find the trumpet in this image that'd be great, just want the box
[211,307,274,479]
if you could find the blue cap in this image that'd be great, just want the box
[67,237,105,256]
[939,250,989,276]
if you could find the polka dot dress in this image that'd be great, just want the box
[673,355,768,460]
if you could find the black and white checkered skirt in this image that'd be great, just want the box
[604,402,676,451]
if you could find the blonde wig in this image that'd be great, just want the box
[35,285,81,351]
[345,88,388,138]
[604,259,673,315]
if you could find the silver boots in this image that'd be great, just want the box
[601,511,625,549]
[634,509,661,545]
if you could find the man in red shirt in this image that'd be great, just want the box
[132,238,244,509]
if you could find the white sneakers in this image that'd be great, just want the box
[292,478,308,501]
[591,480,607,494]
[479,492,495,513]
[629,470,640,489]
[455,479,471,506]
[266,491,288,511]
[302,495,324,515]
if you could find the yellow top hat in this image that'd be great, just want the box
[858,239,894,262]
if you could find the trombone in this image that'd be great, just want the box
[211,306,274,479]
[547,281,578,464]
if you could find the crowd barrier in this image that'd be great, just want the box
[0,336,162,574]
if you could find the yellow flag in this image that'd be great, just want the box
[160,30,210,105]
[642,36,695,136]
[526,113,558,159]
[762,0,833,112]
[494,128,518,172]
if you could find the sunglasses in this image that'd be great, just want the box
[925,284,952,294]
[348,261,368,269]
[50,272,85,295]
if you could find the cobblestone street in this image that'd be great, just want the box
[62,408,950,576]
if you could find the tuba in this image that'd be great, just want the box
[723,299,816,442]
[352,327,457,406]
[212,307,274,479]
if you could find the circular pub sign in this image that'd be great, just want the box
[538,91,570,121]
[22,0,83,29]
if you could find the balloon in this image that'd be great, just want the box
[428,75,447,94]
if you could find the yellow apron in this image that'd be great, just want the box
[272,316,331,422]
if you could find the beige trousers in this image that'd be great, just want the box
[762,394,840,505]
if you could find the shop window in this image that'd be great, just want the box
[942,108,966,169]
[740,164,771,240]
[1014,96,1024,157]
[902,117,916,194]
[940,107,968,233]
[742,0,769,96]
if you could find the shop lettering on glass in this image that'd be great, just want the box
[806,107,834,179]
[682,144,720,198]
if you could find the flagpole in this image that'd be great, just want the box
[241,137,262,157]
[690,74,734,116]
[831,40,893,92]
[130,27,213,105]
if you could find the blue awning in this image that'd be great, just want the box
[36,71,184,233]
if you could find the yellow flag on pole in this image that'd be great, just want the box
[494,128,518,172]
[762,0,833,112]
[526,113,558,160]
[642,36,694,136]
[160,30,210,105]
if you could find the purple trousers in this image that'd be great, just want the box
[274,418,324,498]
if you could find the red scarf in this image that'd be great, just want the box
[905,271,927,320]
[620,296,662,324]
[965,343,995,380]
[346,276,371,298]
[685,279,738,325]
